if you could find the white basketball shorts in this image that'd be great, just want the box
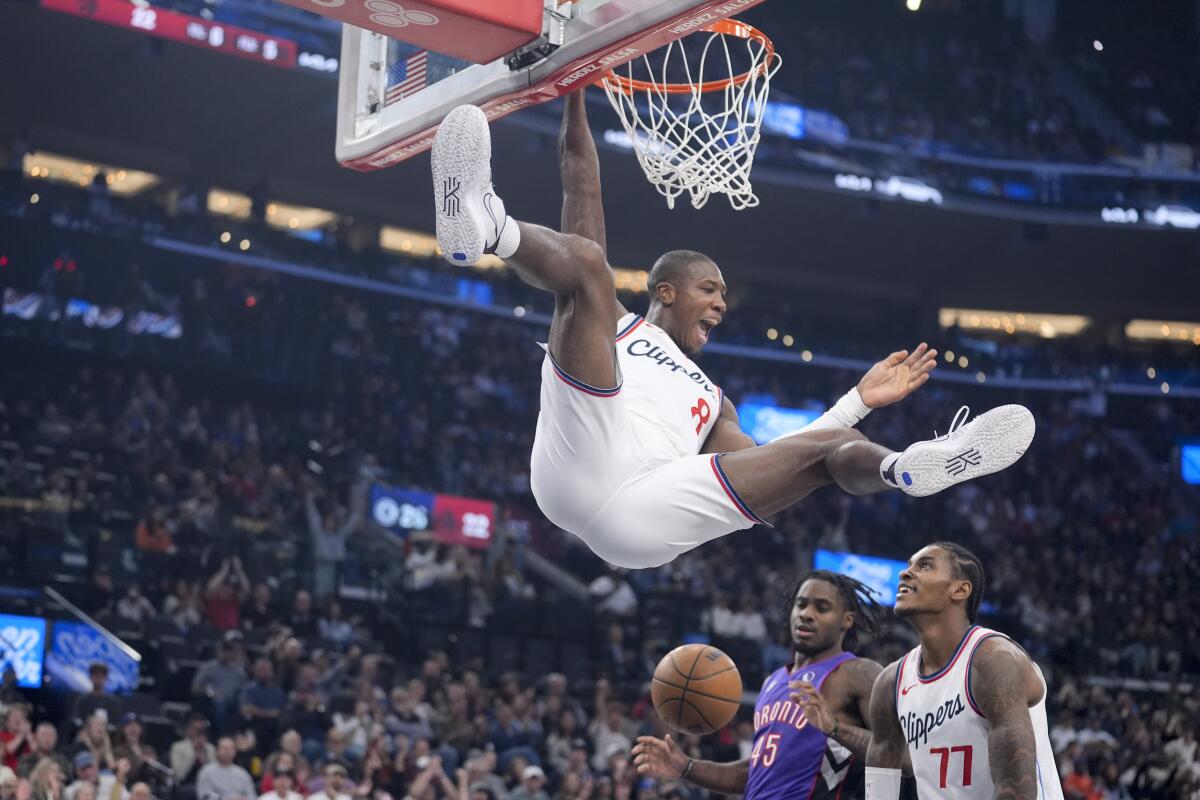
[529,350,769,569]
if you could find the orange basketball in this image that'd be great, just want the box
[651,644,742,735]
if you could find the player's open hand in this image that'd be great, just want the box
[788,680,837,735]
[857,343,938,408]
[632,735,689,780]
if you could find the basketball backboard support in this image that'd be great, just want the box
[334,0,769,171]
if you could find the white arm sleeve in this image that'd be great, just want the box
[771,387,871,442]
[865,767,902,800]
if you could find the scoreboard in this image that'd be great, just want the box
[370,484,495,549]
[39,0,338,74]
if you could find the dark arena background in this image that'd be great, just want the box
[1,0,1200,799]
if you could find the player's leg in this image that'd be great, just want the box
[578,436,865,569]
[722,403,1038,515]
[432,105,619,389]
[510,225,620,391]
[716,429,892,517]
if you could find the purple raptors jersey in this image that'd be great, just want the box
[744,652,861,800]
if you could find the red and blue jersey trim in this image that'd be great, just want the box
[549,359,621,397]
[539,315,640,398]
[894,651,909,705]
[917,625,979,683]
[542,345,621,398]
[710,453,771,527]
[615,315,644,342]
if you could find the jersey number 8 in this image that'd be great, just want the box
[690,397,711,435]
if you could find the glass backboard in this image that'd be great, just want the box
[335,0,771,170]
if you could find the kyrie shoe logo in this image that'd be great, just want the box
[443,177,461,216]
[945,448,982,476]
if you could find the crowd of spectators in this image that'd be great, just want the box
[2,139,1200,800]
[1055,0,1200,149]
[1,255,1199,800]
[759,3,1112,162]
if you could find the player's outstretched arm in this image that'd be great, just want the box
[865,663,906,800]
[560,90,607,255]
[970,639,1040,800]
[632,735,748,795]
[767,345,937,445]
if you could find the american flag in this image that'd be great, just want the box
[386,50,428,106]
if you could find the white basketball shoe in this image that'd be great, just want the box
[882,405,1035,497]
[432,105,518,265]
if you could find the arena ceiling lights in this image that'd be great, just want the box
[380,226,648,291]
[380,225,442,260]
[265,202,338,232]
[380,224,506,269]
[207,190,338,232]
[23,152,159,196]
[208,188,252,219]
[938,308,1091,338]
[1125,320,1200,345]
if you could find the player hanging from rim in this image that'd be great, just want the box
[430,91,1036,570]
[865,542,1064,800]
[633,570,898,799]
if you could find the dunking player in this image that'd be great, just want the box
[865,543,1064,800]
[633,571,891,799]
[431,92,1036,569]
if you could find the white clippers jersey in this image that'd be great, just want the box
[613,313,722,461]
[895,626,1064,800]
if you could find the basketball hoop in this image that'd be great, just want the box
[601,19,781,211]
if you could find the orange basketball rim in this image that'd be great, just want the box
[603,19,778,96]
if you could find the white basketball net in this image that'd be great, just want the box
[601,21,781,211]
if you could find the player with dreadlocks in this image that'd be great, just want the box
[633,569,890,800]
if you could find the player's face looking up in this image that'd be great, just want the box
[652,258,727,356]
[894,545,973,619]
[789,579,853,656]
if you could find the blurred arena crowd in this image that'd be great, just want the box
[0,168,1198,800]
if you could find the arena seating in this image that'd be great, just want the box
[0,167,1198,800]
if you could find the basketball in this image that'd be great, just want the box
[651,644,743,735]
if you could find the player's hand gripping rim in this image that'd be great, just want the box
[633,734,689,780]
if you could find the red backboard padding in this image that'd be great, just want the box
[278,0,543,64]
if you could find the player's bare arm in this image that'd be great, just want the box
[560,90,627,318]
[970,638,1042,800]
[701,398,758,454]
[559,92,607,255]
[789,657,881,761]
[632,735,748,795]
[865,663,907,800]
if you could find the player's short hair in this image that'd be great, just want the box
[783,569,887,651]
[647,250,714,301]
[932,541,986,623]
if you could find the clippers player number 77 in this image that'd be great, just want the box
[865,543,1064,800]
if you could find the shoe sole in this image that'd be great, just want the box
[432,104,491,265]
[894,404,1035,497]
